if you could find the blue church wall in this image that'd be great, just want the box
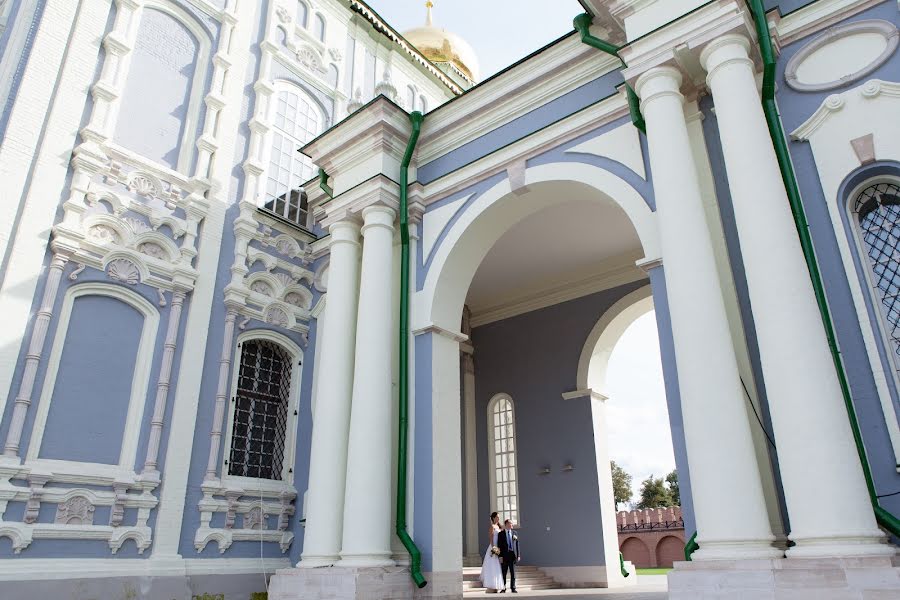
[772,0,900,520]
[645,266,696,537]
[38,294,144,465]
[470,280,650,568]
[0,0,46,144]
[765,0,818,15]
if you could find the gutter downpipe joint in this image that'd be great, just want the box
[573,13,646,133]
[747,0,900,539]
[398,110,427,588]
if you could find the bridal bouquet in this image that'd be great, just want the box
[490,546,501,556]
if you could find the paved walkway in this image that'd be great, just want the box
[464,575,667,600]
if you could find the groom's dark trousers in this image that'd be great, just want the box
[497,530,519,591]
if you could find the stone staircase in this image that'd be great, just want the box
[463,566,562,595]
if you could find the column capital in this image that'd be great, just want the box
[319,174,400,230]
[328,219,362,246]
[360,205,396,234]
[700,33,753,80]
[634,66,684,108]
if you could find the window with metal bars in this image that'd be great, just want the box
[854,181,900,360]
[228,339,293,480]
[488,394,520,525]
[261,85,321,228]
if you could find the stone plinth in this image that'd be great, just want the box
[668,556,900,599]
[268,566,463,600]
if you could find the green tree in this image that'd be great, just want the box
[637,474,674,509]
[611,461,633,507]
[666,469,680,506]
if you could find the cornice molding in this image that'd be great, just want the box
[318,174,401,229]
[772,0,886,47]
[791,79,900,141]
[417,35,621,166]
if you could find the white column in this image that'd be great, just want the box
[340,205,397,566]
[635,65,780,560]
[299,219,362,567]
[700,34,891,558]
[462,346,480,564]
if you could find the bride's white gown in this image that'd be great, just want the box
[480,527,504,591]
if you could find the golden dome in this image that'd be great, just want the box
[403,2,480,83]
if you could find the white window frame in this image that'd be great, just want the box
[848,175,900,405]
[113,0,212,175]
[312,12,326,43]
[487,393,521,525]
[25,283,159,480]
[296,0,309,28]
[260,80,325,229]
[221,329,303,492]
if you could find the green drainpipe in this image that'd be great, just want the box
[573,13,646,133]
[619,552,630,577]
[684,531,699,561]
[747,0,900,538]
[397,110,427,589]
[318,167,333,198]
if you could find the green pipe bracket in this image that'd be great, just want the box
[619,551,630,577]
[573,13,645,133]
[397,110,427,589]
[684,531,699,561]
[318,168,333,198]
[747,0,900,540]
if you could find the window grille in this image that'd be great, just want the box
[489,396,519,524]
[855,181,900,358]
[228,339,293,480]
[262,87,321,227]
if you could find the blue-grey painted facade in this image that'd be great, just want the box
[771,0,900,521]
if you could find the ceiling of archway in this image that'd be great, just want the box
[466,192,643,322]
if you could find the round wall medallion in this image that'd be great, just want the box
[785,19,899,92]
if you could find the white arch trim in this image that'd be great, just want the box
[26,283,160,478]
[576,285,654,396]
[416,161,660,334]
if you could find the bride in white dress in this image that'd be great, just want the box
[480,512,504,592]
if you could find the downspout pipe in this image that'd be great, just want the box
[318,167,333,198]
[398,110,427,589]
[573,13,646,133]
[747,0,900,538]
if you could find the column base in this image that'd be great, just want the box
[691,538,784,561]
[297,553,341,568]
[786,532,895,559]
[267,566,462,600]
[668,556,900,599]
[338,551,395,567]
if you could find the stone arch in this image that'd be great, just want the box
[576,285,654,395]
[418,161,659,334]
[620,536,651,568]
[656,534,684,568]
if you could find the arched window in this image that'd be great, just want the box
[487,393,520,524]
[114,5,208,172]
[313,13,326,42]
[296,1,308,28]
[406,86,416,111]
[227,337,297,481]
[853,180,900,357]
[419,95,428,113]
[263,83,323,227]
[327,64,339,88]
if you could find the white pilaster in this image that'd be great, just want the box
[339,205,397,567]
[299,220,361,567]
[635,65,780,561]
[700,34,891,558]
[461,334,480,564]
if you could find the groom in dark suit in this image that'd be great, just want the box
[497,519,520,593]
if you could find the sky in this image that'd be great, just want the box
[366,0,584,80]
[604,312,676,506]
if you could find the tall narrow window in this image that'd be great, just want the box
[296,1,308,28]
[313,13,326,42]
[263,84,322,227]
[854,181,900,358]
[228,339,293,480]
[488,394,520,524]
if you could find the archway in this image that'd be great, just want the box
[413,161,665,589]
